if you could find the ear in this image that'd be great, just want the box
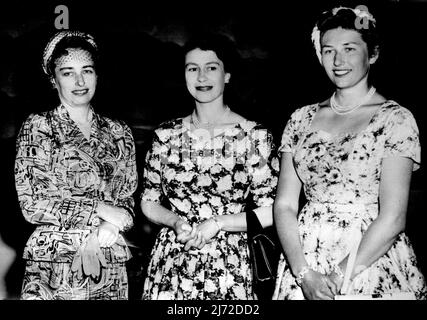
[224,73,231,84]
[369,46,380,65]
[50,77,57,89]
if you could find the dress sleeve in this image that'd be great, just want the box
[140,131,165,204]
[383,106,421,171]
[114,123,138,231]
[248,127,280,208]
[278,107,305,154]
[15,114,99,229]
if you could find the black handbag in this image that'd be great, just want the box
[246,210,280,300]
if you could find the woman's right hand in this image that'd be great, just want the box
[174,219,195,243]
[97,203,130,230]
[300,269,337,300]
[174,219,206,251]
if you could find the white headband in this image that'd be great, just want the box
[42,30,97,76]
[311,6,376,63]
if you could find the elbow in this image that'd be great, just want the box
[273,200,298,222]
[140,200,157,224]
[376,213,407,240]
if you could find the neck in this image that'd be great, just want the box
[61,101,92,123]
[334,80,371,107]
[194,100,228,123]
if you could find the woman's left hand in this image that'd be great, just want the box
[196,219,221,244]
[97,221,120,247]
[328,268,344,293]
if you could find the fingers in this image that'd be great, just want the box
[302,271,336,300]
[177,225,197,244]
[324,276,338,296]
[184,231,205,251]
[97,250,107,268]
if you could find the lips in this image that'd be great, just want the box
[72,89,89,95]
[333,69,351,76]
[195,86,213,92]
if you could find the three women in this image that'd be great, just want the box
[14,5,426,301]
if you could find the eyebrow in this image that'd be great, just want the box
[185,61,221,67]
[322,41,361,47]
[58,65,95,71]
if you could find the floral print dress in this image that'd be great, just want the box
[141,118,279,300]
[273,101,427,300]
[15,105,137,300]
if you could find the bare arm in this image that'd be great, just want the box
[274,152,304,275]
[336,157,412,281]
[141,200,203,249]
[275,152,337,299]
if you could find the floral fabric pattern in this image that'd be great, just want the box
[15,104,138,299]
[141,118,279,300]
[273,101,426,300]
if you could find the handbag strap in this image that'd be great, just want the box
[246,210,264,239]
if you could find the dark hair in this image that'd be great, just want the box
[47,36,98,77]
[317,8,380,58]
[183,32,240,75]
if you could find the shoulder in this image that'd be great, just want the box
[238,121,275,147]
[20,109,52,132]
[378,101,417,124]
[153,118,184,143]
[239,120,269,134]
[97,114,133,135]
[287,104,318,125]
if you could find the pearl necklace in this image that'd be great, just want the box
[191,106,230,129]
[330,87,376,115]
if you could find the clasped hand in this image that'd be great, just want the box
[174,218,220,251]
[300,269,344,300]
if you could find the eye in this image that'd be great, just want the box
[207,65,218,71]
[344,47,356,53]
[83,69,94,74]
[62,72,73,77]
[186,67,198,72]
[322,49,333,55]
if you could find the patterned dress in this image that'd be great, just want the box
[141,118,279,300]
[15,104,138,300]
[273,101,427,300]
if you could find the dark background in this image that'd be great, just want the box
[0,0,426,300]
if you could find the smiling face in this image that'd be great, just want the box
[321,27,378,90]
[184,48,231,104]
[53,48,97,108]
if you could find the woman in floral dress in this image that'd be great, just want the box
[15,31,137,299]
[140,33,279,299]
[273,7,426,300]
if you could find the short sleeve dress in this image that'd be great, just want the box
[273,101,427,300]
[141,118,279,300]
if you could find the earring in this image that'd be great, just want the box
[50,78,56,89]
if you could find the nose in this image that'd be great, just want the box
[75,73,85,86]
[333,51,345,66]
[197,69,207,82]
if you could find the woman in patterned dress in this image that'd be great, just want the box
[273,7,426,300]
[15,31,137,300]
[140,33,279,299]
